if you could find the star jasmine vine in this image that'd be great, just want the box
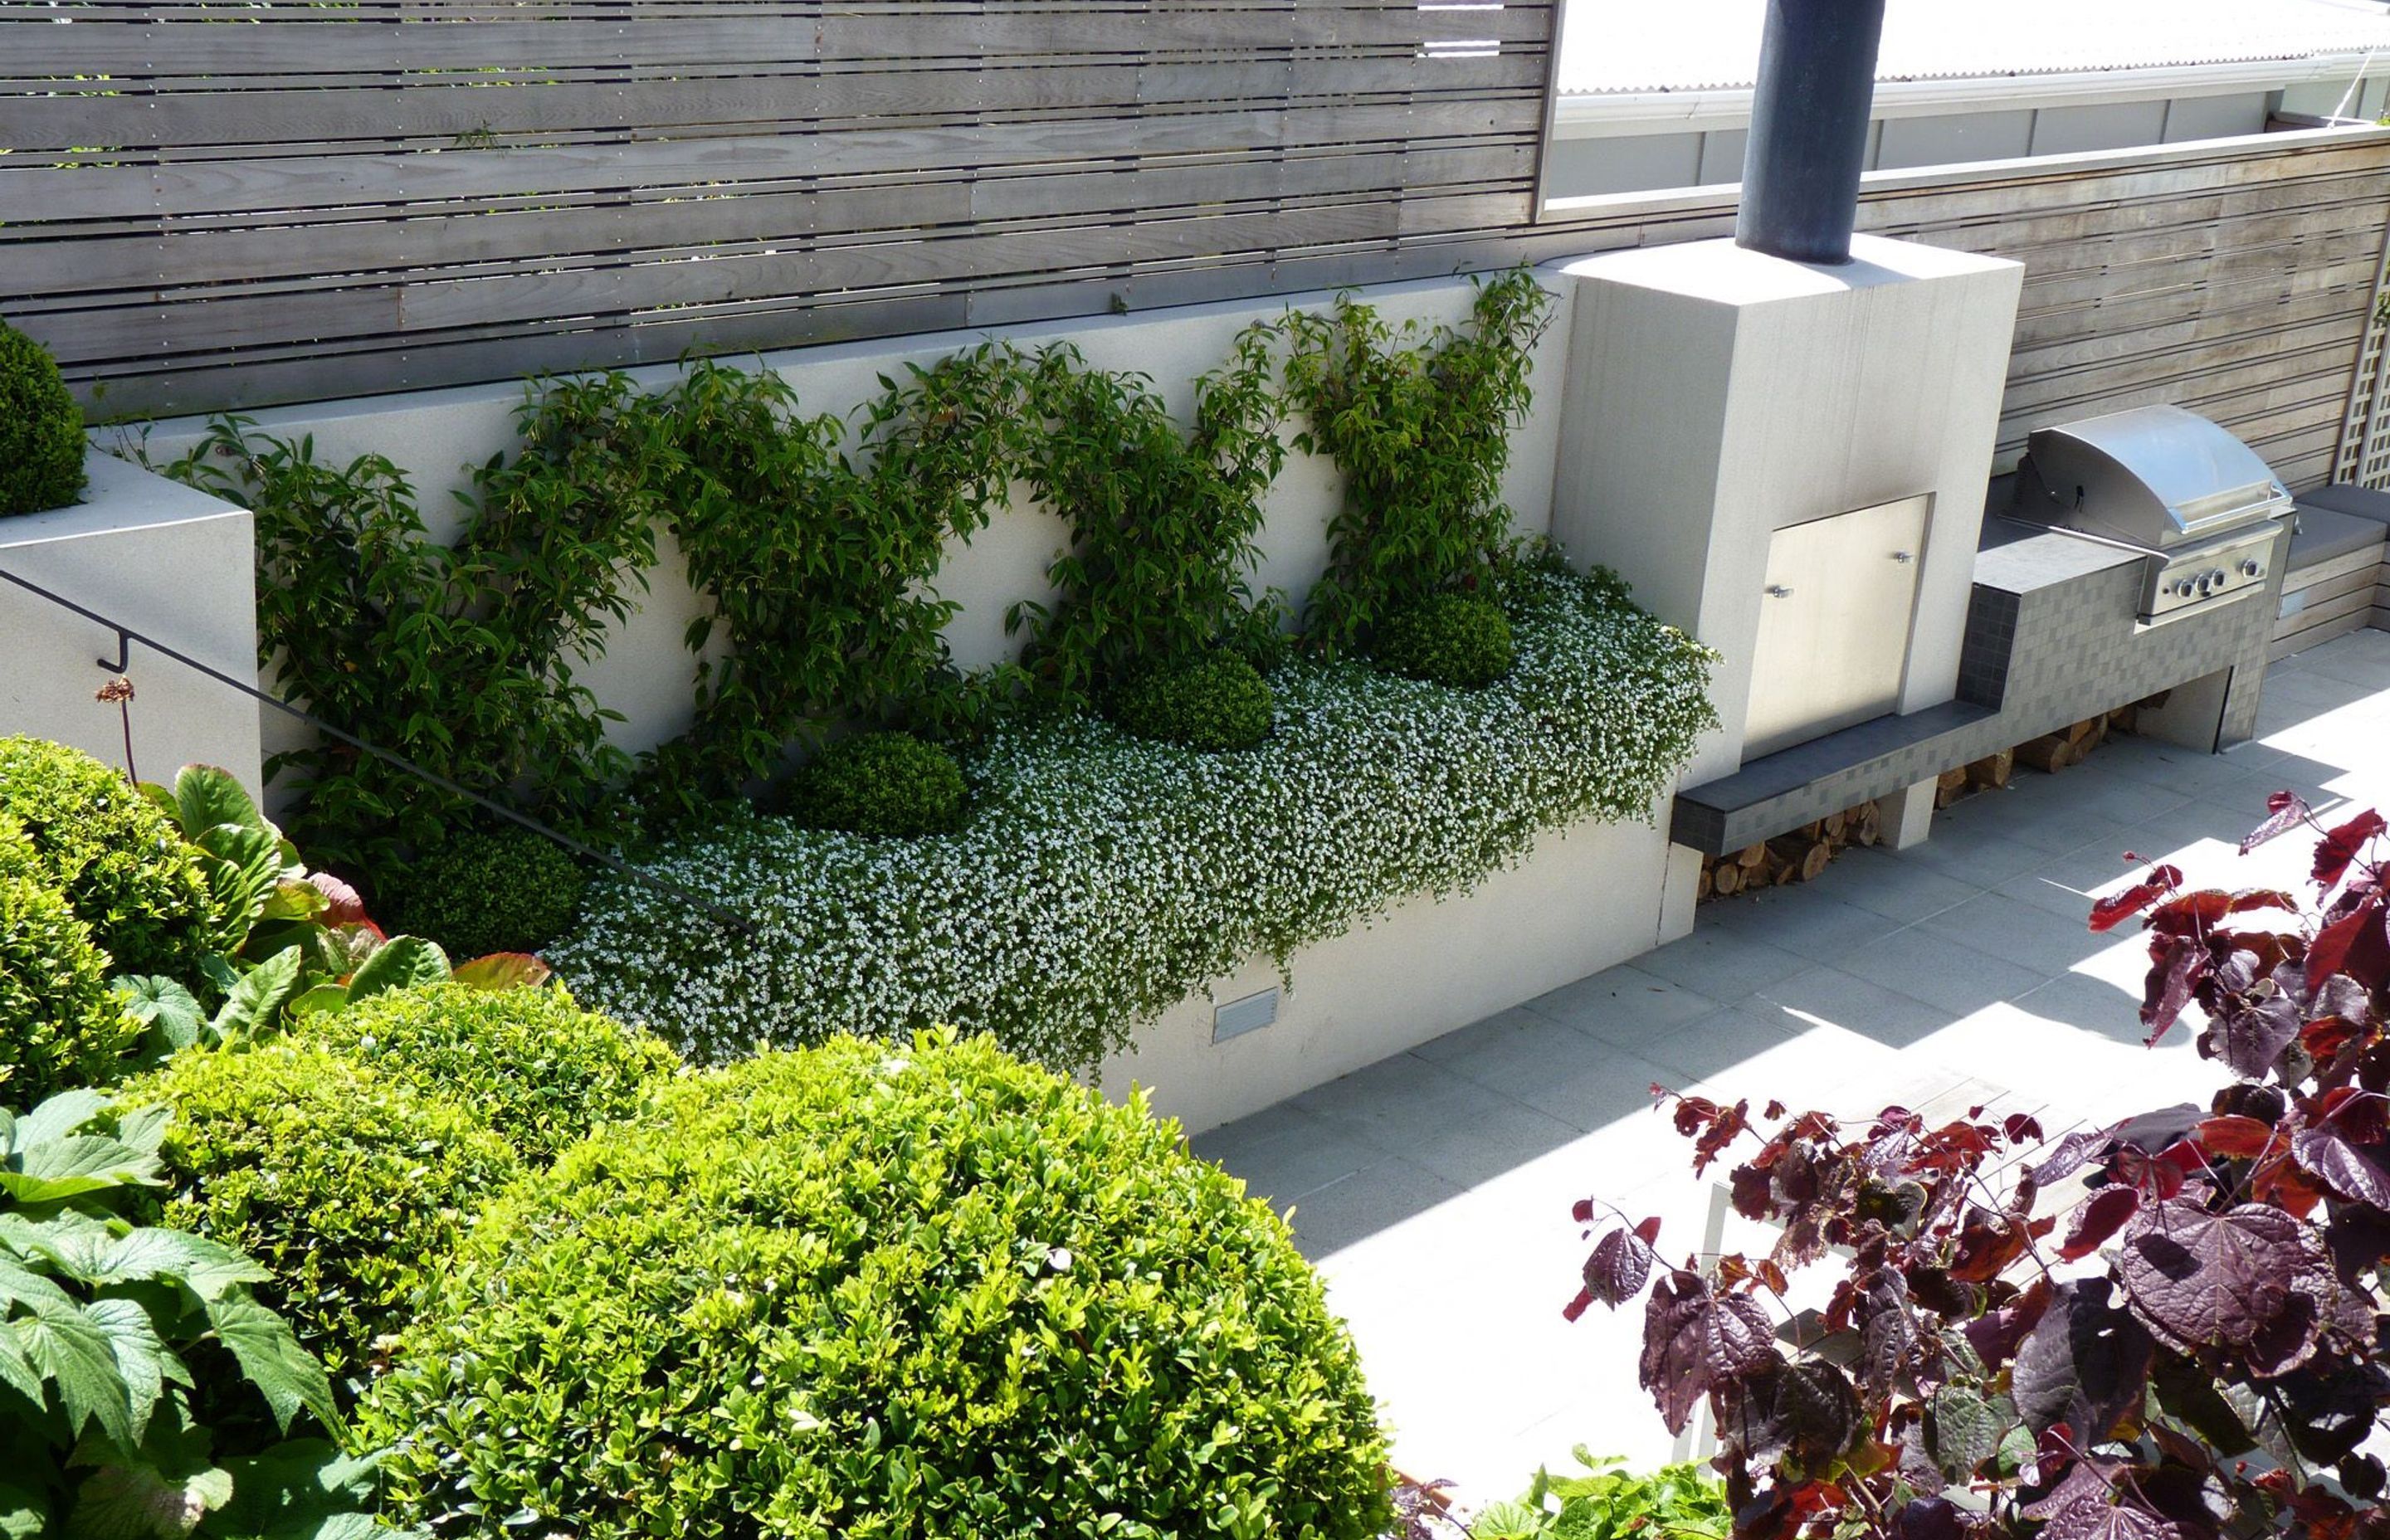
[549,565,1716,1071]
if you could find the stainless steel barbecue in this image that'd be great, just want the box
[2009,404,2293,624]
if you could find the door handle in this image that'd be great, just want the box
[1890,550,1915,563]
[1765,584,1794,598]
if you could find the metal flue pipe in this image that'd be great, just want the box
[1734,0,1889,266]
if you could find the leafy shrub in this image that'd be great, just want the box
[1471,1456,1728,1540]
[1569,797,2390,1539]
[381,826,587,960]
[300,982,678,1162]
[1281,270,1555,652]
[163,417,639,880]
[0,319,85,517]
[0,736,220,984]
[642,350,1032,812]
[128,1040,524,1391]
[553,567,1715,1070]
[1110,652,1275,751]
[1,1088,354,1540]
[1372,594,1516,689]
[787,730,967,837]
[363,1031,1393,1540]
[0,819,135,1106]
[1009,333,1288,704]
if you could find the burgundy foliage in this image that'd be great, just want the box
[1568,802,2390,1540]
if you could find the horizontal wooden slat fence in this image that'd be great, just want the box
[1539,131,2390,491]
[2,1,2387,492]
[0,0,1558,417]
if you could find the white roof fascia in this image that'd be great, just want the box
[1551,51,2375,139]
[1536,119,2390,222]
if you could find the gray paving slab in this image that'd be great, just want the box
[1193,626,2390,1516]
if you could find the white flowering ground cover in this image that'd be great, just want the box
[550,568,1716,1070]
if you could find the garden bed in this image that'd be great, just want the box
[552,567,1714,1079]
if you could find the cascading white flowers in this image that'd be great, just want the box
[549,567,1717,1071]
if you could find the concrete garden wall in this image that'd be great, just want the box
[0,450,261,801]
[108,269,1697,1126]
[128,273,1579,763]
[1099,799,1675,1134]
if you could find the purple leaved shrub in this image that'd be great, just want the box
[1572,794,2390,1540]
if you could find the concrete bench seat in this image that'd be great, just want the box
[2275,490,2390,660]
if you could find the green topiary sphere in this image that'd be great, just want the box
[0,737,222,983]
[381,826,587,960]
[300,982,679,1164]
[0,817,135,1104]
[128,1039,524,1387]
[0,321,85,518]
[362,1032,1395,1540]
[788,731,966,837]
[1371,592,1517,689]
[1110,652,1275,752]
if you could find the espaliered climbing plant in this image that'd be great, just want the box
[168,417,641,879]
[1007,327,1289,706]
[1280,267,1557,651]
[632,350,1032,815]
[1568,795,2390,1540]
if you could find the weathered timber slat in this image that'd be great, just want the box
[3,0,2386,471]
[2,56,1548,152]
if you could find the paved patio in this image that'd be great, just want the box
[1193,625,2390,1513]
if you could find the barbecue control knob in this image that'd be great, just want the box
[2241,558,2264,578]
[2173,578,2197,597]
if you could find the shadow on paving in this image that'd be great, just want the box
[1194,629,2390,1260]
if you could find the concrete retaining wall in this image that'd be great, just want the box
[0,451,261,801]
[1099,800,1675,1135]
[126,274,1578,762]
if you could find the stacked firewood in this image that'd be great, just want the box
[1935,694,2160,810]
[1700,691,2173,904]
[1697,798,1882,900]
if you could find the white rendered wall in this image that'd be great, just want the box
[1549,235,2022,936]
[1098,800,1675,1136]
[0,451,263,800]
[127,275,1577,759]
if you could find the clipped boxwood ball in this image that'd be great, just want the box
[788,730,965,837]
[129,1039,523,1385]
[0,320,85,518]
[300,982,679,1163]
[1371,592,1516,689]
[1111,652,1275,752]
[363,1032,1395,1540]
[0,818,134,1105]
[383,826,586,960]
[0,736,221,982]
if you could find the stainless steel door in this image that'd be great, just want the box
[1742,495,1930,758]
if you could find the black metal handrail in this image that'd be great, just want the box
[0,563,754,936]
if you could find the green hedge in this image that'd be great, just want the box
[361,1031,1393,1540]
[300,981,680,1162]
[1110,653,1275,752]
[787,730,968,838]
[380,826,588,961]
[129,1040,525,1385]
[1373,592,1516,690]
[0,736,222,985]
[552,566,1714,1069]
[0,818,133,1104]
[0,319,86,518]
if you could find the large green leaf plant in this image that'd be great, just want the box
[0,1089,388,1540]
[107,767,548,1064]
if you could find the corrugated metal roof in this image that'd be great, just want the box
[1558,0,2390,97]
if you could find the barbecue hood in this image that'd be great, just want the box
[2012,404,2291,548]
